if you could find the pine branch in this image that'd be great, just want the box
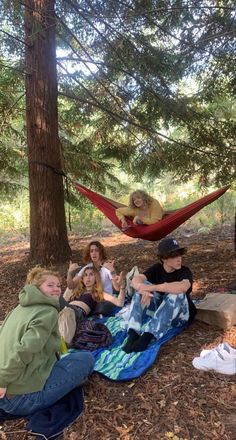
[0,62,29,76]
[0,29,31,47]
[58,88,227,158]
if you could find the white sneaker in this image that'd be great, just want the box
[200,348,211,357]
[192,343,236,375]
[199,342,235,358]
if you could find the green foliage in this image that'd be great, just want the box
[0,0,235,203]
[58,0,236,186]
[0,189,105,238]
[0,190,29,235]
[167,188,235,230]
[0,53,27,195]
[67,202,104,236]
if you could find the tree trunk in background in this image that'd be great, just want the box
[24,0,71,263]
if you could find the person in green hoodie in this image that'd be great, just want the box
[0,266,94,416]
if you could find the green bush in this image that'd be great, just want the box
[0,191,29,235]
[68,203,104,236]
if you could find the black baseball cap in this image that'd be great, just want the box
[157,237,186,256]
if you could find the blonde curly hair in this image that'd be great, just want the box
[26,266,60,288]
[129,190,152,209]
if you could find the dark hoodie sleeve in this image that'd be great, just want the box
[59,295,69,310]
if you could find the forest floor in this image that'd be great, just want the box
[0,223,236,440]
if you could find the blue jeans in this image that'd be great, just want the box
[0,351,94,416]
[128,290,189,340]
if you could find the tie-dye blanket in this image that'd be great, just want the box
[92,316,188,381]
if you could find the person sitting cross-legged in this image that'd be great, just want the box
[122,237,196,353]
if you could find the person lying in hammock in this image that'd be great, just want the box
[115,189,164,230]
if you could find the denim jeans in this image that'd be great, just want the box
[128,290,189,340]
[0,351,94,416]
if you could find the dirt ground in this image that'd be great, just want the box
[0,224,236,440]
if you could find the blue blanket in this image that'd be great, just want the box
[92,316,188,381]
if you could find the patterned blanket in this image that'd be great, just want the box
[92,316,188,381]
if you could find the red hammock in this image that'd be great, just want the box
[74,183,230,241]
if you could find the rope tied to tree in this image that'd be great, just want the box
[29,160,72,231]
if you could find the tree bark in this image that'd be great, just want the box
[24,0,71,263]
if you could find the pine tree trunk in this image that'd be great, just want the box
[24,0,71,263]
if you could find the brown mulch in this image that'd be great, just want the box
[0,224,236,440]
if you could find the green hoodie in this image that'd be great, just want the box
[0,284,60,395]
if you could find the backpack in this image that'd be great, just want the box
[58,307,76,345]
[71,320,112,351]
